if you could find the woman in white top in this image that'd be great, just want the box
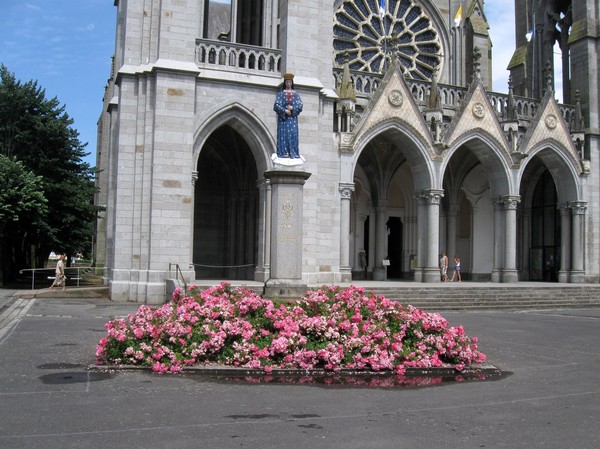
[49,254,66,291]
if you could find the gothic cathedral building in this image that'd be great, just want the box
[95,0,599,304]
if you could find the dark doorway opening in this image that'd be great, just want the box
[193,125,258,280]
[529,171,560,282]
[387,217,403,279]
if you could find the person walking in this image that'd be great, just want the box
[450,256,462,282]
[49,254,66,291]
[439,251,449,282]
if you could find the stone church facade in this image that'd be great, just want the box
[95,0,599,304]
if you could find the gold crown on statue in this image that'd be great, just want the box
[283,73,295,81]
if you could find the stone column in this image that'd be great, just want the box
[414,195,426,282]
[263,168,311,298]
[446,204,458,265]
[416,189,444,283]
[373,201,388,281]
[501,195,520,283]
[404,216,416,278]
[491,198,504,282]
[368,208,376,277]
[254,179,271,282]
[520,209,531,281]
[558,204,571,283]
[569,201,587,283]
[339,183,355,282]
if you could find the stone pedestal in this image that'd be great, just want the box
[263,167,311,299]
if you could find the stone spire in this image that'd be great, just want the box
[337,52,356,101]
[506,76,518,120]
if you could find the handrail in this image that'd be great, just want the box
[168,263,189,295]
[18,266,103,290]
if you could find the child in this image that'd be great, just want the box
[450,256,461,282]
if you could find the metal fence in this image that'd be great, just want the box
[18,266,104,290]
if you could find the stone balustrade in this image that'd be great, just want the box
[333,67,576,127]
[192,40,576,130]
[195,39,282,77]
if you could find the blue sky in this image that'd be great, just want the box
[0,1,115,168]
[1,1,516,168]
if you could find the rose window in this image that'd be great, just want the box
[334,0,442,80]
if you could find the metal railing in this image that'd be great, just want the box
[18,266,104,290]
[168,263,189,295]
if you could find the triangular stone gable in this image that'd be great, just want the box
[444,80,509,156]
[519,92,581,166]
[352,63,433,153]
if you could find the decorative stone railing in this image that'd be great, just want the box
[333,68,575,127]
[195,39,282,77]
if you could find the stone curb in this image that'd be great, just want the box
[89,363,501,378]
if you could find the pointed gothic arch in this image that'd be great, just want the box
[191,104,274,281]
[518,140,584,282]
[348,120,433,281]
[441,133,513,281]
[443,132,513,197]
[351,119,435,191]
[193,102,274,174]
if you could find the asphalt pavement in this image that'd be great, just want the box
[0,288,599,449]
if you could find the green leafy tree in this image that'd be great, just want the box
[0,155,49,283]
[0,65,99,282]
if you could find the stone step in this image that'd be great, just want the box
[188,282,600,311]
[367,286,600,310]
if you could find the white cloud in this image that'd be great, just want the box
[24,2,41,11]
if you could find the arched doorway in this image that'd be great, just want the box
[351,134,418,281]
[528,169,560,282]
[193,125,258,280]
[442,147,494,281]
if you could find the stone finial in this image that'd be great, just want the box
[427,67,441,110]
[506,76,517,120]
[337,52,356,101]
[572,90,585,132]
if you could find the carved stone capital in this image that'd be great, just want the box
[500,195,521,210]
[568,201,587,215]
[415,189,444,205]
[338,132,355,153]
[339,182,355,199]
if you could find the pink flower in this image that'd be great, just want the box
[96,284,486,375]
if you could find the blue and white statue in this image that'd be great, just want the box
[273,73,303,161]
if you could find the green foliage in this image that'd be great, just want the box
[0,155,48,224]
[0,64,101,281]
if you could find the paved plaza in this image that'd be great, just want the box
[1,287,599,449]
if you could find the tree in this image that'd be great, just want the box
[0,155,49,284]
[0,65,99,282]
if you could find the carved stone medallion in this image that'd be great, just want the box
[472,102,485,119]
[545,114,558,129]
[388,90,403,107]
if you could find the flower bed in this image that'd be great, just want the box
[96,283,486,374]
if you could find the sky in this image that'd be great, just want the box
[1,0,517,168]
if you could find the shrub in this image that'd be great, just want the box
[96,283,486,374]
